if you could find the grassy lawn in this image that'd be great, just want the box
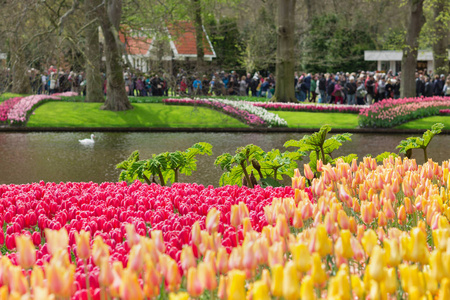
[27,102,248,128]
[272,111,360,129]
[395,116,450,130]
[0,93,24,102]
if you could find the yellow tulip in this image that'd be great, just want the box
[300,275,316,300]
[15,235,36,269]
[270,264,284,297]
[429,250,447,283]
[283,261,300,300]
[315,224,332,257]
[45,261,75,298]
[351,275,364,299]
[92,236,110,266]
[384,268,397,294]
[423,269,438,295]
[180,245,196,273]
[127,244,144,273]
[9,265,28,296]
[218,275,227,300]
[368,245,386,282]
[311,253,326,285]
[290,242,311,272]
[338,230,354,259]
[252,280,270,300]
[169,292,189,300]
[227,270,246,300]
[383,238,401,267]
[362,229,378,256]
[45,228,69,255]
[74,230,91,260]
[438,278,450,300]
[410,227,429,264]
[30,265,45,288]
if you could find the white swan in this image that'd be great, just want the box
[79,134,95,146]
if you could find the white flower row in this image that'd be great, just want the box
[200,98,288,127]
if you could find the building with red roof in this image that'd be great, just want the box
[120,22,216,73]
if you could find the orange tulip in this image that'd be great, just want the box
[187,267,203,297]
[15,235,35,269]
[191,221,202,247]
[304,164,314,180]
[120,269,144,300]
[151,230,166,253]
[180,246,197,273]
[206,207,221,234]
[198,261,217,291]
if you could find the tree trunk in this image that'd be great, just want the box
[99,0,132,111]
[400,0,425,98]
[11,37,31,94]
[432,0,449,75]
[273,0,296,103]
[192,0,204,70]
[85,0,104,102]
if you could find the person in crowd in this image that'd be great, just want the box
[434,75,445,96]
[393,78,401,99]
[310,74,317,103]
[345,76,357,105]
[239,75,247,96]
[365,74,375,104]
[245,73,252,96]
[423,76,434,97]
[416,73,424,97]
[180,76,188,95]
[136,77,144,96]
[318,74,327,103]
[202,75,210,95]
[260,77,270,98]
[193,76,202,95]
[385,78,394,99]
[443,79,450,96]
[304,73,311,101]
[356,80,367,105]
[250,72,259,97]
[377,76,386,102]
[227,76,237,95]
[326,76,335,104]
[332,80,343,104]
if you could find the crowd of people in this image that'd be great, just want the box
[2,66,450,105]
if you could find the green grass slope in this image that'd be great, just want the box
[273,111,359,129]
[395,116,450,130]
[27,102,248,128]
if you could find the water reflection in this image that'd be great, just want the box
[1,132,449,186]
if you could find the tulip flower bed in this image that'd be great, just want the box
[3,156,450,299]
[163,98,288,127]
[359,96,450,128]
[0,97,23,123]
[0,92,77,125]
[440,109,450,115]
[252,102,363,114]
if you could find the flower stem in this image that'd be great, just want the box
[84,260,92,300]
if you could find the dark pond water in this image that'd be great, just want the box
[1,132,449,186]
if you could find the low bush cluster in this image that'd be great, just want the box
[358,96,450,128]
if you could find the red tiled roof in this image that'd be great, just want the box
[167,21,214,56]
[119,32,152,56]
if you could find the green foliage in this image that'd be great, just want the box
[397,123,444,160]
[375,152,399,163]
[300,14,376,73]
[215,145,303,187]
[284,125,354,175]
[117,143,212,186]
